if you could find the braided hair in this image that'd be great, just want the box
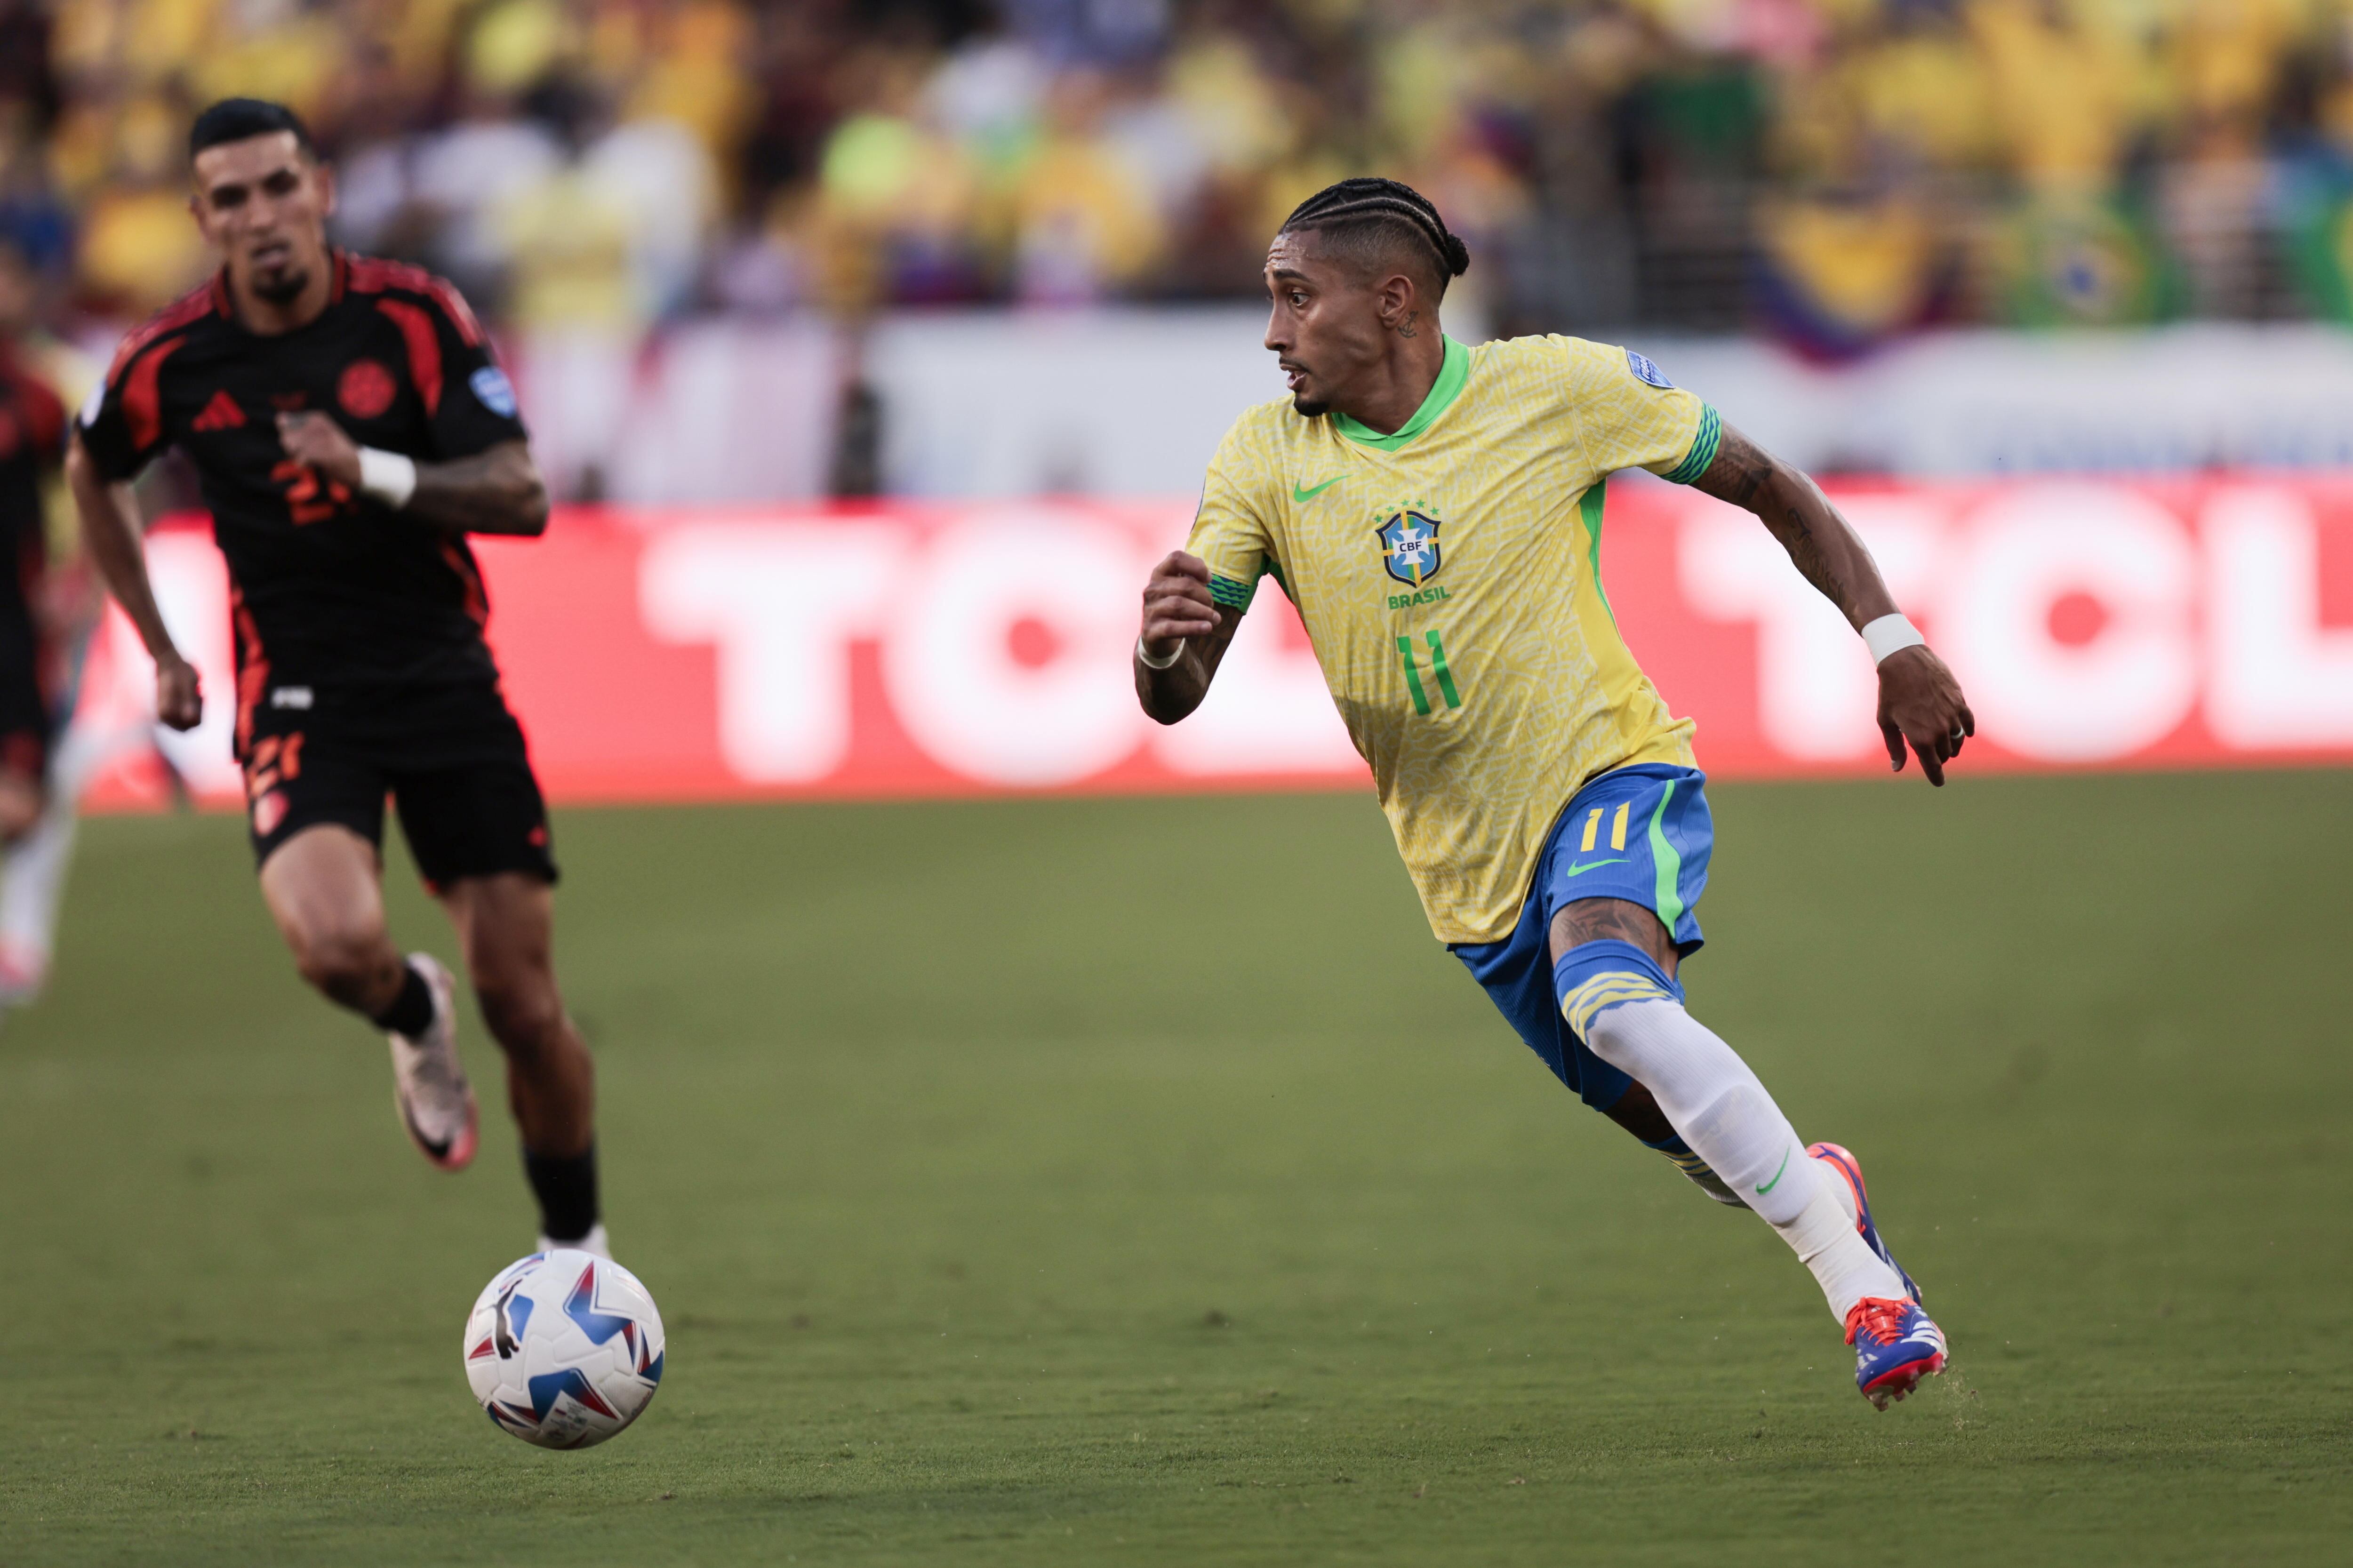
[1277,177,1470,295]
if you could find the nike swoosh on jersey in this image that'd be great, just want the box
[1292,475,1343,503]
[1562,858,1628,877]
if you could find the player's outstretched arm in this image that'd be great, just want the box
[64,433,201,730]
[277,413,549,537]
[1135,551,1244,724]
[1692,423,1975,784]
[401,440,549,536]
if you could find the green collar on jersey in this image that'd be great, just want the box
[1332,336,1469,451]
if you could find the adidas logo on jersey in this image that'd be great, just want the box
[192,389,246,432]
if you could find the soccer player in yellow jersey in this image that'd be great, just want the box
[1133,179,1977,1408]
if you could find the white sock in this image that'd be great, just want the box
[0,722,94,993]
[1584,996,1904,1320]
[1774,1176,1900,1320]
[0,793,78,971]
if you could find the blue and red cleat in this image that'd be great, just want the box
[1844,1296,1947,1408]
[1808,1141,1947,1407]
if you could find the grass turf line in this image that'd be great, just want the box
[2,772,2348,1565]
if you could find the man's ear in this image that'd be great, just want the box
[1376,272,1419,332]
[314,161,337,220]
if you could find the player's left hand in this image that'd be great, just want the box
[1877,645,1973,787]
[276,411,362,488]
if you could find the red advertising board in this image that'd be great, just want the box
[75,478,2353,812]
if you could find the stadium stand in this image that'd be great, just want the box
[8,1,2353,332]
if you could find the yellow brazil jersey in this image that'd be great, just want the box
[1186,333,1721,945]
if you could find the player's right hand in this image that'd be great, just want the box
[155,651,202,731]
[1877,644,1971,787]
[1139,551,1220,664]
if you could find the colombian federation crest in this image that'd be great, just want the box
[1377,510,1443,588]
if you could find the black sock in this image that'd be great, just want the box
[370,961,435,1038]
[524,1143,600,1243]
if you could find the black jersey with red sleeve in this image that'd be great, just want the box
[0,344,64,577]
[75,253,528,706]
[0,346,65,776]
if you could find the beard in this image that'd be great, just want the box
[248,262,310,305]
[1291,392,1329,417]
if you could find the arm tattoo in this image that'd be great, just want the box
[1696,425,1775,511]
[1691,424,1883,627]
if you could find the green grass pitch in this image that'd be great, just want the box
[3,772,2348,1565]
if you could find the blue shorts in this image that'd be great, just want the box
[1450,764,1714,1111]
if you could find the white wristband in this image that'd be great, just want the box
[1136,635,1183,670]
[1861,612,1927,665]
[357,447,418,509]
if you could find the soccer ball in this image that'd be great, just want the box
[463,1249,665,1448]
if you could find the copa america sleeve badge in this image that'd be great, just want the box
[1625,349,1674,390]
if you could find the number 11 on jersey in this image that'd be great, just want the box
[1395,630,1462,716]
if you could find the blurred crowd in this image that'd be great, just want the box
[13,0,2353,361]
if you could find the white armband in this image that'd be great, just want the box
[357,447,418,509]
[1861,612,1926,665]
[1136,635,1183,670]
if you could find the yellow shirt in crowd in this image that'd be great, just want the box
[1187,334,1719,944]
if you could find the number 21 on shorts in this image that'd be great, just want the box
[1395,630,1461,716]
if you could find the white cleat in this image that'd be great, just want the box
[388,953,477,1172]
[536,1223,611,1260]
[0,939,49,1009]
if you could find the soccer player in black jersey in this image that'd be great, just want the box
[0,233,100,1010]
[66,99,606,1255]
[0,241,65,853]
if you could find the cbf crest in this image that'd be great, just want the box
[1377,509,1444,588]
